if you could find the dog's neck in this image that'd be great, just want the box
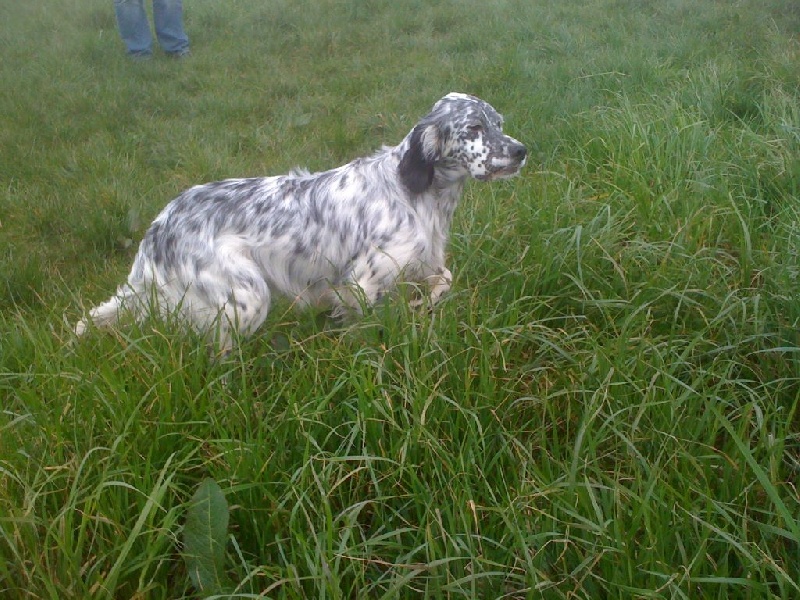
[432,159,469,189]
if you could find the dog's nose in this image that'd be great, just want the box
[511,144,527,161]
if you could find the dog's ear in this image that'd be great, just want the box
[399,123,442,194]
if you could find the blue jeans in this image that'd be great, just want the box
[114,0,189,57]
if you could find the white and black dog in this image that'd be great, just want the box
[75,93,527,351]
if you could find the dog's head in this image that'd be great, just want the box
[399,92,527,194]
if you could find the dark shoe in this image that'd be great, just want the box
[168,48,191,59]
[128,51,153,61]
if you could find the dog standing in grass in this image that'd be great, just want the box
[75,93,527,352]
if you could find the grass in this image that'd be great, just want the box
[2,0,800,597]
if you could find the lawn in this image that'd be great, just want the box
[1,0,799,597]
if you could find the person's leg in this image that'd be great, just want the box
[113,0,154,57]
[153,0,190,55]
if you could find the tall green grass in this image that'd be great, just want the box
[2,0,799,597]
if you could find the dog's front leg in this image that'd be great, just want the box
[427,267,452,304]
[409,267,452,308]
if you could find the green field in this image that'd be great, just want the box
[2,0,799,597]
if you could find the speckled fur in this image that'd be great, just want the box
[75,93,527,351]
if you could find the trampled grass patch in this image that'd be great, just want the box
[1,0,799,597]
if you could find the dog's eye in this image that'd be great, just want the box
[467,124,484,133]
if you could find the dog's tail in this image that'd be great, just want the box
[74,284,140,337]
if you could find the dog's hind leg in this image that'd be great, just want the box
[191,247,272,354]
[211,283,271,354]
